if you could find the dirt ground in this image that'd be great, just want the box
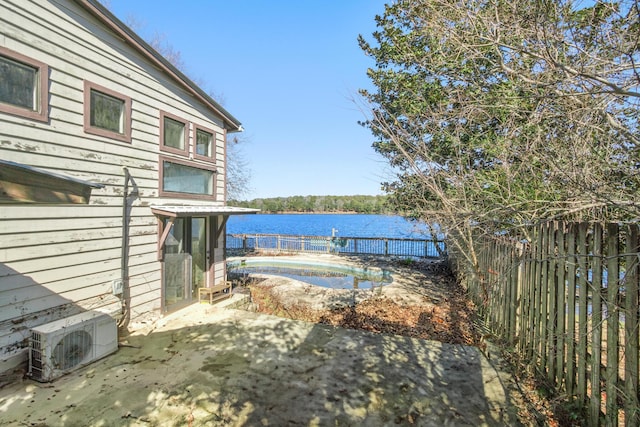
[239,254,478,346]
[0,254,538,426]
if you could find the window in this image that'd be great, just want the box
[0,57,35,109]
[158,116,219,199]
[193,125,215,162]
[159,111,188,155]
[159,156,216,199]
[84,81,131,143]
[0,46,48,122]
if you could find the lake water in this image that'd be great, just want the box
[227,214,431,238]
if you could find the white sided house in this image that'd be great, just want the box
[0,0,257,378]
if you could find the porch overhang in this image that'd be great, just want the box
[150,205,259,260]
[0,159,104,204]
[150,205,259,218]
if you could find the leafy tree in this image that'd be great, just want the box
[358,0,640,267]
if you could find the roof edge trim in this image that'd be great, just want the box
[151,205,260,218]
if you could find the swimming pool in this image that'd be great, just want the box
[227,257,393,290]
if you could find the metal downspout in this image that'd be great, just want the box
[118,167,131,328]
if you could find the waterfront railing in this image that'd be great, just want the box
[226,233,445,258]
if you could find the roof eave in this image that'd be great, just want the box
[0,159,103,204]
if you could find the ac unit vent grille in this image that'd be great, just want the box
[30,330,44,381]
[52,330,92,371]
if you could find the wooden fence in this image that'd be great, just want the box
[454,222,639,426]
[226,233,445,258]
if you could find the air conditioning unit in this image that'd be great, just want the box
[29,311,118,382]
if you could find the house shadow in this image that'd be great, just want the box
[0,263,89,385]
[0,305,522,426]
[0,166,137,386]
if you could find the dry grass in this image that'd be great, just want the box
[249,276,479,346]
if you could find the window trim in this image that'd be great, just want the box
[192,124,216,163]
[0,46,49,122]
[159,111,189,156]
[83,80,131,143]
[159,155,217,200]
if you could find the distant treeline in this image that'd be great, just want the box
[229,195,391,214]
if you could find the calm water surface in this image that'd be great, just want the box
[227,214,430,238]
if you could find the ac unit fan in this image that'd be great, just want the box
[29,311,118,382]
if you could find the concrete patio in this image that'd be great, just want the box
[0,300,523,426]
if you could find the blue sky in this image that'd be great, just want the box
[106,0,390,200]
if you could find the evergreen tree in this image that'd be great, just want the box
[358,0,640,265]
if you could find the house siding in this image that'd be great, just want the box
[0,0,233,373]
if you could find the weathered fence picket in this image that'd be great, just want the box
[546,222,558,385]
[508,242,519,345]
[566,226,578,397]
[577,223,589,403]
[451,221,640,426]
[625,226,640,425]
[606,223,620,426]
[589,223,603,425]
[555,224,567,389]
[540,223,550,377]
